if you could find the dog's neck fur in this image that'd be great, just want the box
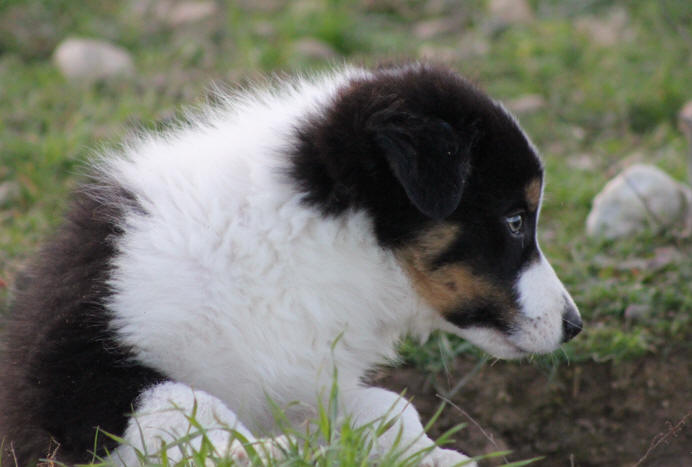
[101,69,439,432]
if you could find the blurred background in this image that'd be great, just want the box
[0,1,690,466]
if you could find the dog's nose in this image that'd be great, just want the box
[561,305,583,342]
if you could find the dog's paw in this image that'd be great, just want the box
[420,447,477,467]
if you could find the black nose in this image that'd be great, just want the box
[562,306,583,342]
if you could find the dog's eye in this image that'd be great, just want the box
[505,213,524,235]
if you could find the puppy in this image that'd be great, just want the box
[0,63,581,466]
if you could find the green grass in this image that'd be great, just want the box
[23,374,533,467]
[1,0,691,463]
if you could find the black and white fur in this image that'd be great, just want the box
[0,63,582,466]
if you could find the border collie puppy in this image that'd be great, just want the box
[0,63,581,466]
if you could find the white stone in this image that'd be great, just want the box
[413,17,462,39]
[130,0,216,26]
[488,0,534,26]
[53,38,134,82]
[506,94,546,115]
[678,100,692,183]
[129,0,168,19]
[457,32,490,58]
[624,304,650,321]
[0,181,20,206]
[418,32,489,63]
[166,1,218,27]
[586,164,692,239]
[575,8,629,47]
[567,153,597,171]
[292,38,338,61]
[418,45,460,64]
[254,21,276,38]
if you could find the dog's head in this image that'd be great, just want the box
[294,63,582,358]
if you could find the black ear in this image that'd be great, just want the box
[368,107,472,219]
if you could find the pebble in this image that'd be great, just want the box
[163,1,218,27]
[506,94,546,115]
[292,38,338,61]
[488,0,534,26]
[677,100,692,183]
[413,17,463,40]
[586,164,692,239]
[575,8,630,47]
[53,38,134,82]
[0,181,21,206]
[624,304,650,321]
[567,153,598,171]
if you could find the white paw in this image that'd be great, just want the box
[225,435,293,465]
[224,440,251,466]
[421,447,477,467]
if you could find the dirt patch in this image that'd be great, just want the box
[377,350,690,466]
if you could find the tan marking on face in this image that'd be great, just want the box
[415,224,459,256]
[525,177,542,211]
[396,224,512,316]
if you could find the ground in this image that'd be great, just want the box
[381,349,690,466]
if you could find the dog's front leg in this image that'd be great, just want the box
[111,382,281,466]
[341,386,476,467]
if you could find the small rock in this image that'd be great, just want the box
[292,38,338,61]
[575,8,630,47]
[165,1,218,27]
[488,0,533,26]
[236,0,282,12]
[53,38,134,82]
[586,164,691,239]
[677,100,692,183]
[678,100,692,136]
[567,153,598,171]
[253,21,276,39]
[130,0,218,27]
[422,32,490,61]
[506,94,546,115]
[457,32,490,59]
[570,126,586,141]
[413,17,463,39]
[129,0,169,20]
[624,304,650,321]
[0,181,21,206]
[418,45,460,63]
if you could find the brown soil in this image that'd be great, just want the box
[378,350,691,467]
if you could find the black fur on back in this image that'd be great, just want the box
[0,181,165,466]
